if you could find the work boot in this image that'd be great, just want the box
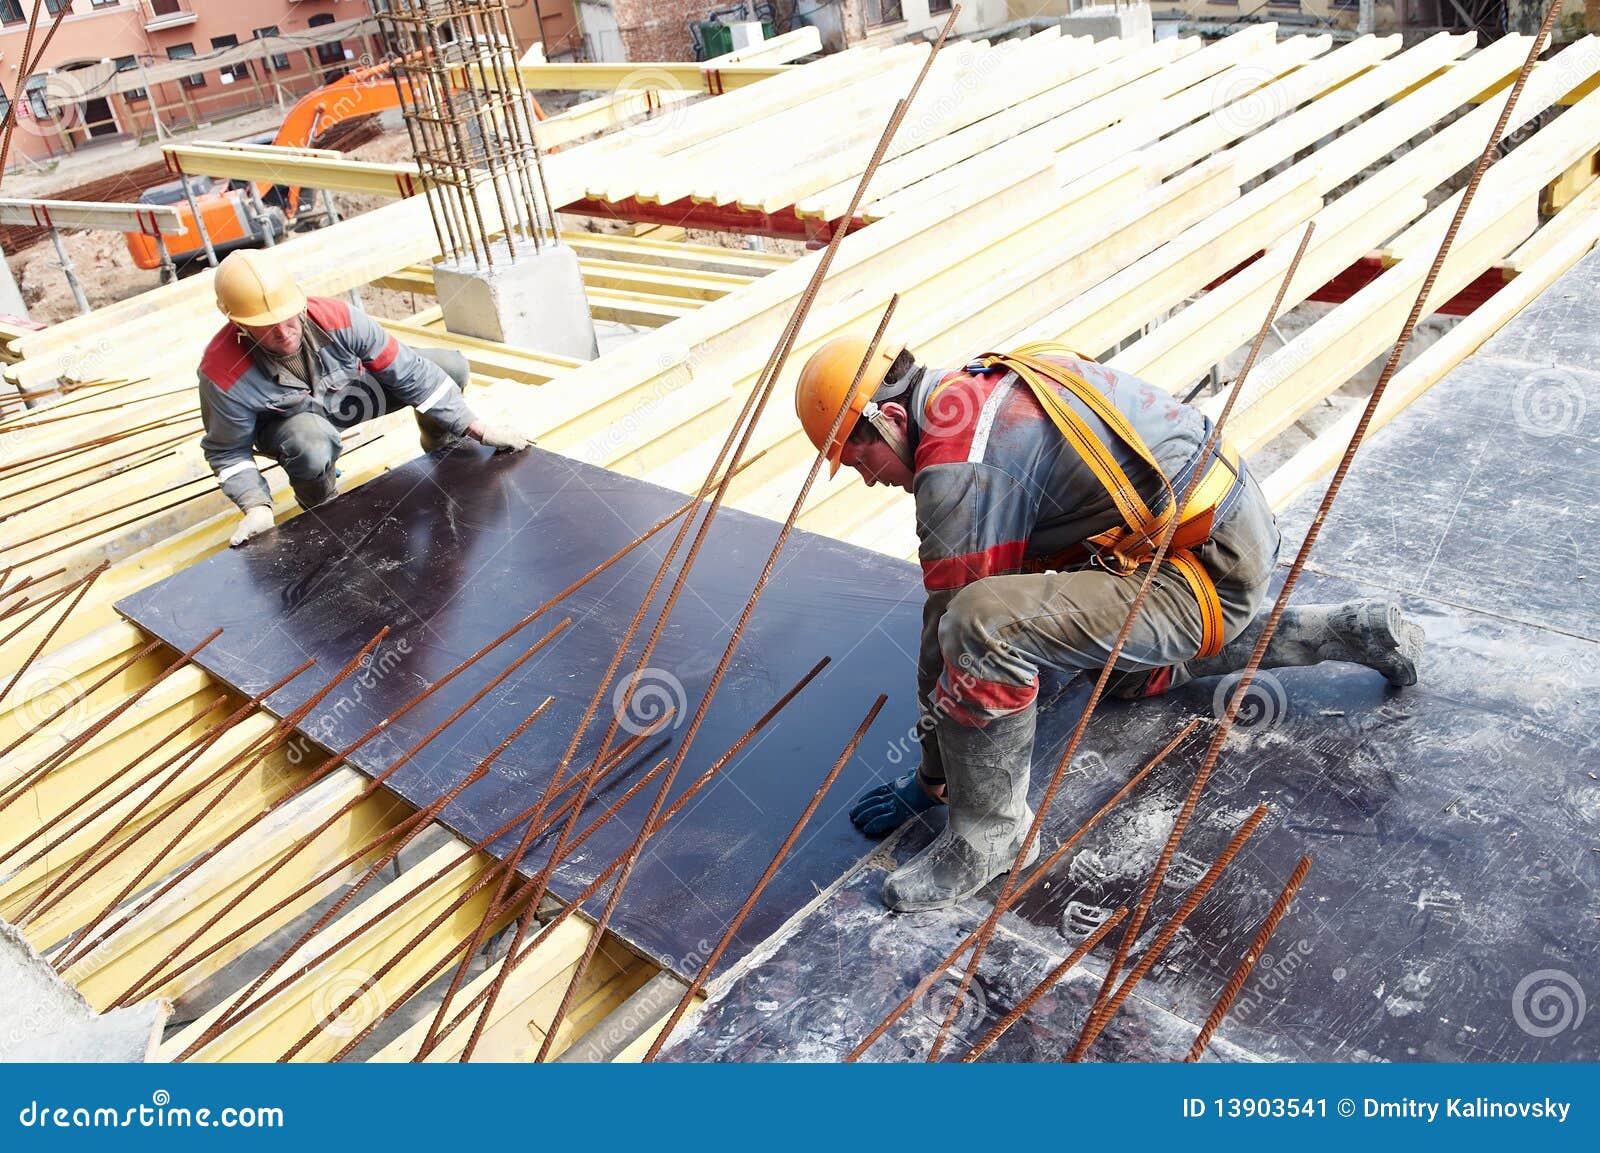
[882,705,1039,913]
[1191,598,1423,687]
[291,465,338,512]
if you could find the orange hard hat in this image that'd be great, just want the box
[215,249,305,327]
[794,335,904,477]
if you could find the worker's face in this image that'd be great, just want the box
[840,402,913,492]
[238,313,303,357]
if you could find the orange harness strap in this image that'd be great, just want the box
[976,344,1233,660]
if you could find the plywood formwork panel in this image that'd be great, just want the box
[6,27,1600,1068]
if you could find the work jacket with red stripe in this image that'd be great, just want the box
[197,296,475,512]
[908,351,1211,726]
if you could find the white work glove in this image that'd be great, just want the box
[473,422,531,454]
[229,505,275,547]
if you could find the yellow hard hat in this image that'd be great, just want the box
[215,249,306,327]
[795,335,903,477]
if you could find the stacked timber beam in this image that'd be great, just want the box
[4,25,1600,1062]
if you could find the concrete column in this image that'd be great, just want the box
[433,240,598,360]
[0,243,29,320]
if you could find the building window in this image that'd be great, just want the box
[0,83,9,126]
[0,1,23,25]
[254,26,290,72]
[92,0,120,7]
[149,0,182,14]
[168,42,205,89]
[43,0,72,13]
[863,0,904,24]
[212,34,249,84]
[25,76,53,120]
[114,54,146,101]
[929,0,953,11]
[310,13,345,66]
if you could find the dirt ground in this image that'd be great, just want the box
[3,116,409,326]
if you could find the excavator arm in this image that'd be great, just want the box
[124,53,546,271]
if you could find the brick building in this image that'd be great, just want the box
[0,0,576,170]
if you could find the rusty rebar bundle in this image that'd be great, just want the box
[376,0,556,266]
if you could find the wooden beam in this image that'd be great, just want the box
[1262,196,1600,510]
[164,145,430,200]
[0,198,183,237]
[514,62,787,93]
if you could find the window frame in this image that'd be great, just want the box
[167,42,206,90]
[253,26,291,72]
[211,33,250,84]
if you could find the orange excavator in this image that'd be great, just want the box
[123,57,542,272]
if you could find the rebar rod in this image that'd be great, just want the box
[1067,804,1268,1060]
[642,694,886,1061]
[172,621,567,1056]
[1184,856,1311,1062]
[0,628,223,820]
[959,907,1128,1063]
[1065,0,1563,1064]
[48,636,386,973]
[509,11,957,1063]
[922,219,1319,1062]
[183,695,556,1054]
[844,720,1199,1060]
[409,656,829,1061]
[110,718,666,1010]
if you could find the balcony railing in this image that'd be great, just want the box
[144,0,197,31]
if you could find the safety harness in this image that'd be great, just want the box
[970,343,1243,660]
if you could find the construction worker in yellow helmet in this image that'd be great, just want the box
[199,249,531,547]
[795,334,1424,912]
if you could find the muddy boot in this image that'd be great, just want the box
[1191,598,1423,687]
[882,705,1040,913]
[291,465,338,512]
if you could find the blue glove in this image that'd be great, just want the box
[849,771,942,837]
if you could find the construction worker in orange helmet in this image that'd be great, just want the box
[199,249,532,547]
[795,333,1424,913]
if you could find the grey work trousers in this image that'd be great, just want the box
[935,469,1282,725]
[255,347,470,510]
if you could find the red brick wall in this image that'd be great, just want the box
[610,0,747,61]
